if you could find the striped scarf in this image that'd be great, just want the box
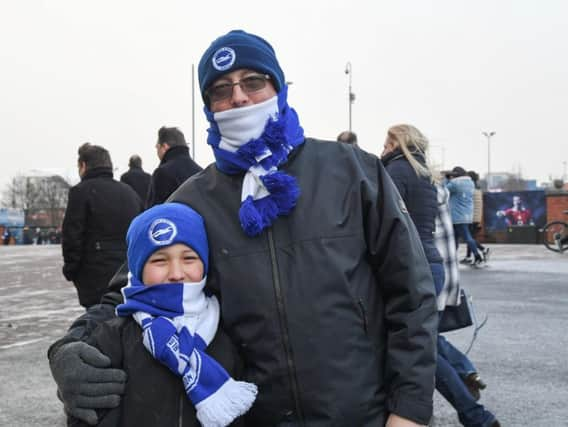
[116,274,257,427]
[205,85,304,236]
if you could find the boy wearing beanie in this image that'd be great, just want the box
[51,30,437,427]
[68,203,256,427]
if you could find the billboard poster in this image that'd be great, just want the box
[483,191,546,231]
[0,208,25,244]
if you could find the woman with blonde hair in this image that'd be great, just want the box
[381,124,442,291]
[382,124,500,427]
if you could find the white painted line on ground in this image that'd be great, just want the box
[0,337,47,350]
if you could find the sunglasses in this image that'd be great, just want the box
[206,74,271,103]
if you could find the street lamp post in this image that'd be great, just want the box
[344,62,355,132]
[191,64,196,160]
[482,131,496,189]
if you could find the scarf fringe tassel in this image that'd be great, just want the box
[196,378,258,427]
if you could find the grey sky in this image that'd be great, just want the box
[1,0,566,191]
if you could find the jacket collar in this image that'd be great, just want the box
[81,167,113,181]
[381,148,426,166]
[162,145,190,165]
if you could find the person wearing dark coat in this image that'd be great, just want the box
[61,143,143,308]
[120,155,151,204]
[382,125,500,427]
[146,127,202,207]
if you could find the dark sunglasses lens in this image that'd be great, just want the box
[208,84,232,102]
[241,76,267,92]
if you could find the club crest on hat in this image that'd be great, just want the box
[212,47,236,71]
[149,218,177,246]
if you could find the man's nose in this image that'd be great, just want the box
[230,83,250,107]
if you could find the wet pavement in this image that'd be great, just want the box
[0,244,567,426]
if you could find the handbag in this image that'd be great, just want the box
[439,289,473,333]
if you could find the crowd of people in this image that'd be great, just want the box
[45,30,500,427]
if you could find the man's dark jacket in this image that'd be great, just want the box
[52,140,437,426]
[381,149,442,264]
[61,167,143,307]
[146,145,202,207]
[120,166,151,204]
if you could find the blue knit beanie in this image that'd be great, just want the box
[198,29,285,103]
[126,203,209,280]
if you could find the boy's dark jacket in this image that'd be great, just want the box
[54,139,437,426]
[69,318,244,427]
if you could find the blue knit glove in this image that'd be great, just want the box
[49,341,127,425]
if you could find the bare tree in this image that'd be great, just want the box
[1,175,40,216]
[1,174,70,224]
[37,176,70,225]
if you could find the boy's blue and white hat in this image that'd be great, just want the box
[126,203,209,280]
[198,29,285,103]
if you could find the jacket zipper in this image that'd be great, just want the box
[358,299,368,334]
[267,229,304,424]
[178,394,183,426]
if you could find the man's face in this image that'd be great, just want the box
[208,68,277,113]
[381,138,397,158]
[77,160,86,178]
[156,142,168,161]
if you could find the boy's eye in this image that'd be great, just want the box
[150,258,166,264]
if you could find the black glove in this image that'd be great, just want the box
[49,341,127,425]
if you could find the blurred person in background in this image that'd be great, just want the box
[61,143,143,308]
[120,154,151,205]
[336,130,358,145]
[462,170,489,263]
[446,167,483,267]
[146,126,202,207]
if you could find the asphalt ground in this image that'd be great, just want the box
[0,244,567,426]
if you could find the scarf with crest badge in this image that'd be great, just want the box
[205,85,304,236]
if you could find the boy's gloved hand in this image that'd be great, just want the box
[49,341,127,425]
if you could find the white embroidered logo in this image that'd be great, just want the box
[148,218,177,246]
[212,47,236,71]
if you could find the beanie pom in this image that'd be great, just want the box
[262,172,300,215]
[239,196,263,237]
[254,195,279,224]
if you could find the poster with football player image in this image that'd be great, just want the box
[483,191,546,231]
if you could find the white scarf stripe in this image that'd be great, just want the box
[214,96,279,204]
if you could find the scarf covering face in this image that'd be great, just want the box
[117,274,257,427]
[205,85,305,236]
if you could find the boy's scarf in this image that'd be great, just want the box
[116,274,257,427]
[205,86,305,236]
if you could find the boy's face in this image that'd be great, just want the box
[142,243,204,285]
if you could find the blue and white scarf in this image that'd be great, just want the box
[205,85,305,236]
[116,274,257,427]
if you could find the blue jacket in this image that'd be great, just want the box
[446,176,474,224]
[382,149,442,264]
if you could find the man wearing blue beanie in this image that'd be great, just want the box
[50,30,439,427]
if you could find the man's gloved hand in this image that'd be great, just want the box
[49,341,127,425]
